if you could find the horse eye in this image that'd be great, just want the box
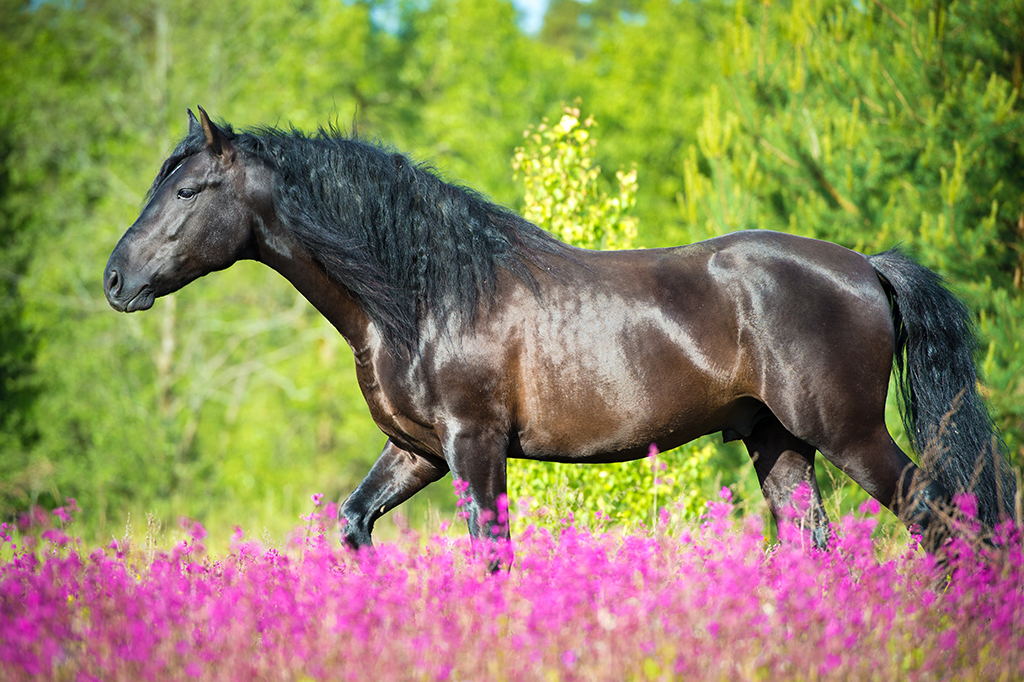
[177,188,197,200]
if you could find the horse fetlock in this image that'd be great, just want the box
[905,480,950,521]
[899,479,952,550]
[340,524,373,550]
[810,518,831,551]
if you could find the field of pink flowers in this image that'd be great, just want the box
[2,490,1022,682]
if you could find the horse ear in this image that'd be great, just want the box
[187,108,201,136]
[196,105,234,161]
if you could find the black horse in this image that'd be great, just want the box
[105,108,1015,556]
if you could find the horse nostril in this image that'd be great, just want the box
[105,268,121,297]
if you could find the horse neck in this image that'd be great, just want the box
[252,212,374,353]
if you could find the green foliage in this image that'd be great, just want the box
[512,106,638,249]
[0,0,591,540]
[508,106,718,529]
[548,0,730,247]
[683,0,1024,464]
[2,0,1019,542]
[508,441,719,534]
[0,130,41,512]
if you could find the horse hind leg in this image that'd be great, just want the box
[819,425,952,551]
[742,414,830,549]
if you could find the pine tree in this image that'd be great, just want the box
[684,0,1024,461]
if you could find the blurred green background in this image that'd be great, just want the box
[1,0,1021,543]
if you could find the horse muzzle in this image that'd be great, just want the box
[104,265,155,313]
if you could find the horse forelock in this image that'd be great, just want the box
[151,122,569,357]
[145,127,219,203]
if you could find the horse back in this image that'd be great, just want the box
[497,230,894,463]
[392,230,893,465]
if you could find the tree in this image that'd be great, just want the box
[385,0,568,203]
[683,0,1024,463]
[0,128,41,514]
[512,106,638,249]
[0,0,398,536]
[540,0,643,58]
[0,0,578,539]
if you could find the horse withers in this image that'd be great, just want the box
[105,108,1017,561]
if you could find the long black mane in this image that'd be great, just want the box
[152,122,571,357]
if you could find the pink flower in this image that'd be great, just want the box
[3,496,1021,681]
[41,528,70,547]
[953,492,978,520]
[858,498,881,516]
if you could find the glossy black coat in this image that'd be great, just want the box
[105,109,1014,561]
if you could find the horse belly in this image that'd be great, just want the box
[511,295,740,463]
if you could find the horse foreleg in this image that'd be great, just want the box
[443,428,511,570]
[742,414,830,549]
[338,439,449,549]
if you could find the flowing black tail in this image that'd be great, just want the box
[869,248,1017,528]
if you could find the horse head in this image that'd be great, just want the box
[104,107,260,312]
